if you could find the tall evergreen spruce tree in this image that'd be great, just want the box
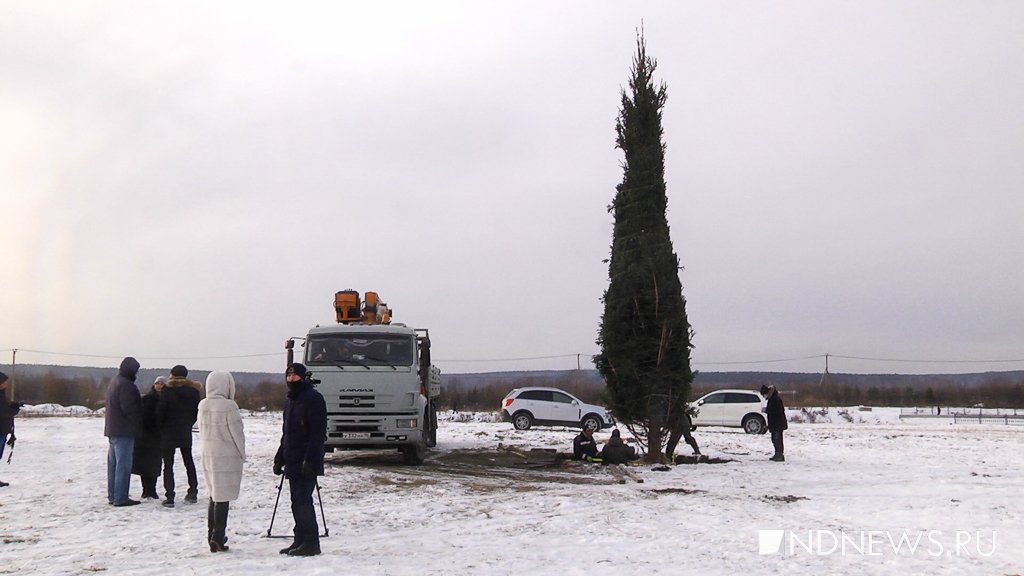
[595,33,694,462]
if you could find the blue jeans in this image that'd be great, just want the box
[107,436,135,504]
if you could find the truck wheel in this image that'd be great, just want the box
[402,443,426,465]
[512,412,533,431]
[426,405,438,448]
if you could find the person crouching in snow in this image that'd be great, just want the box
[573,427,599,461]
[199,371,246,553]
[599,429,637,464]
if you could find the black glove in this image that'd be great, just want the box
[6,434,14,447]
[301,460,316,479]
[273,462,284,475]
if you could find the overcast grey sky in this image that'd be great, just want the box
[2,1,1022,376]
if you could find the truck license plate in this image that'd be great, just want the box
[341,432,370,439]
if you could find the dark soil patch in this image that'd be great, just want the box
[763,494,808,504]
[648,487,706,495]
[672,455,735,465]
[327,447,614,488]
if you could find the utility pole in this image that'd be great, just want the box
[10,348,16,399]
[574,354,581,397]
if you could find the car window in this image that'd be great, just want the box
[725,392,759,403]
[518,390,552,402]
[702,393,725,404]
[551,392,574,404]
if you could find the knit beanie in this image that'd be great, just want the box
[287,363,307,378]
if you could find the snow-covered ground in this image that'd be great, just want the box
[1,408,1021,575]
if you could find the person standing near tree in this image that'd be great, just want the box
[761,384,788,462]
[274,363,326,557]
[133,376,164,499]
[664,407,701,461]
[105,357,143,506]
[199,371,245,553]
[0,372,23,487]
[157,364,202,507]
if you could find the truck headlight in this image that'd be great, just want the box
[396,418,418,429]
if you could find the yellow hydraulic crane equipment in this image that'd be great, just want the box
[334,290,392,325]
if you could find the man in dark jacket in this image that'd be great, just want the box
[157,365,202,507]
[761,384,788,462]
[105,357,144,506]
[0,371,22,487]
[274,363,327,557]
[572,427,599,461]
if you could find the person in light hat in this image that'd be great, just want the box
[132,376,165,499]
[199,371,246,553]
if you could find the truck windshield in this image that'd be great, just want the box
[306,334,414,368]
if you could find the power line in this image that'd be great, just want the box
[830,354,1024,365]
[436,354,583,363]
[5,347,1024,368]
[5,348,282,361]
[693,355,826,366]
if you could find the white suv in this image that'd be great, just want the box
[501,387,615,431]
[690,389,767,434]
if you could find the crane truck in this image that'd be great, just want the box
[286,290,440,465]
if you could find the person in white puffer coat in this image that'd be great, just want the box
[199,371,246,553]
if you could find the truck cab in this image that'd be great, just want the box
[291,291,440,465]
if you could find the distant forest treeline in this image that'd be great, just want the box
[4,364,1024,411]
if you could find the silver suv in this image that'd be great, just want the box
[501,387,615,431]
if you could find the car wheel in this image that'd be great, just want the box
[743,415,766,435]
[581,415,601,432]
[512,412,533,430]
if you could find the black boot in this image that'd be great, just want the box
[288,542,321,556]
[279,541,301,555]
[207,500,215,549]
[211,501,230,551]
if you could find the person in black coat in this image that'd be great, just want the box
[157,365,202,507]
[104,357,144,506]
[761,384,788,462]
[572,427,599,461]
[0,372,22,487]
[133,376,165,499]
[274,363,327,557]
